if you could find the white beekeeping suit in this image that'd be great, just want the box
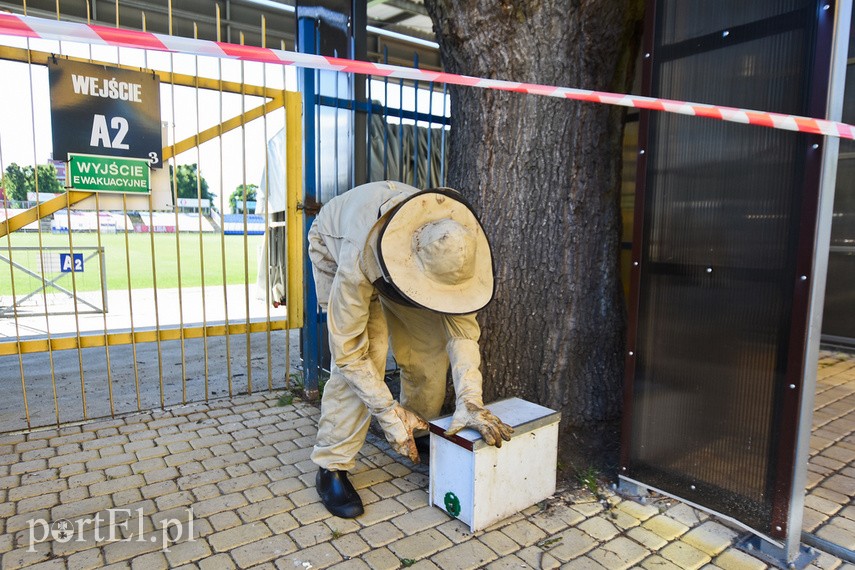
[306,180,513,519]
[255,128,288,306]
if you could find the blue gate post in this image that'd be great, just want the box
[298,15,321,399]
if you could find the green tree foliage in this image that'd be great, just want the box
[169,163,213,202]
[229,183,257,214]
[2,163,63,202]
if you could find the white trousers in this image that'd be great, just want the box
[311,297,450,471]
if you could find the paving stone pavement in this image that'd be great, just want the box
[0,391,853,570]
[804,352,855,549]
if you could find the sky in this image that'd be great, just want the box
[0,33,449,206]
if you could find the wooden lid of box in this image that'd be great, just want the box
[428,397,560,451]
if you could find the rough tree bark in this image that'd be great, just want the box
[424,0,644,471]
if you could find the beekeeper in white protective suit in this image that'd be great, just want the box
[308,180,514,518]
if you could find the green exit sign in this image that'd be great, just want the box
[68,153,151,193]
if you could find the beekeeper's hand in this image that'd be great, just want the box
[375,403,428,463]
[445,401,514,447]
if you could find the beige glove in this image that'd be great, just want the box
[445,336,513,447]
[375,403,429,463]
[445,401,514,447]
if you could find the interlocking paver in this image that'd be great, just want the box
[640,554,685,569]
[643,514,690,540]
[19,468,58,485]
[434,518,472,544]
[501,519,548,547]
[560,556,609,569]
[355,498,409,526]
[265,512,300,534]
[388,528,453,560]
[357,520,405,547]
[0,390,849,570]
[274,542,343,570]
[217,472,269,494]
[0,543,52,570]
[8,478,68,501]
[681,521,739,556]
[430,539,498,570]
[290,520,334,548]
[587,535,649,569]
[209,521,271,552]
[67,548,106,570]
[816,523,855,549]
[154,490,194,510]
[515,545,561,569]
[578,516,620,541]
[626,525,669,550]
[331,532,371,558]
[198,553,237,570]
[659,540,712,570]
[543,527,598,562]
[665,503,708,527]
[392,505,450,534]
[361,546,408,570]
[193,492,248,517]
[713,547,768,570]
[292,501,334,525]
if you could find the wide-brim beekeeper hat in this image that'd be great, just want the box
[376,188,494,315]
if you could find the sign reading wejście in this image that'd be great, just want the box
[68,154,151,194]
[49,59,162,168]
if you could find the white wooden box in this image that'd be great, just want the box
[428,397,560,532]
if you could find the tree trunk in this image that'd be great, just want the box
[425,0,643,470]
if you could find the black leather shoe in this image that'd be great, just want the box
[316,468,364,518]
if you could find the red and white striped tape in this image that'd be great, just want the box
[2,13,854,140]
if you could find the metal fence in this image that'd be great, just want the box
[0,2,453,431]
[0,5,304,432]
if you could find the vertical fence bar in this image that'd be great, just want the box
[334,49,341,196]
[25,33,63,426]
[192,22,211,400]
[299,15,320,397]
[121,194,142,410]
[93,193,115,417]
[56,19,90,422]
[284,89,304,334]
[168,0,189,404]
[412,52,419,188]
[63,203,88,418]
[427,76,434,186]
[141,16,166,408]
[383,47,390,180]
[147,202,165,408]
[262,16,273,392]
[215,4,234,397]
[240,32,253,395]
[281,38,292,389]
[440,82,448,186]
[0,133,31,430]
[397,74,404,184]
[366,73,373,182]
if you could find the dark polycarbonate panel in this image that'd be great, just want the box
[659,1,807,45]
[658,31,809,112]
[632,273,788,527]
[830,146,855,246]
[823,252,855,342]
[632,116,804,533]
[822,19,854,344]
[626,0,821,539]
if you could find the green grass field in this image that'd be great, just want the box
[0,232,265,295]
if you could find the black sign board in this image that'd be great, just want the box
[49,59,162,168]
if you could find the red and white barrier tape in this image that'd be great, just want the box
[2,13,854,140]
